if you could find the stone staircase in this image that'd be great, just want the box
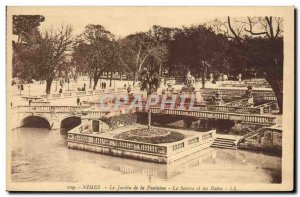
[211,137,237,149]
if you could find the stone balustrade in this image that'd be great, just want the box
[206,105,262,114]
[40,88,127,100]
[16,105,90,113]
[67,124,215,163]
[15,102,277,125]
[200,88,276,100]
[68,125,168,155]
[225,98,252,107]
[255,101,279,113]
[148,107,276,125]
[30,101,50,106]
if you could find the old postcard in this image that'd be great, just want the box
[6,6,294,191]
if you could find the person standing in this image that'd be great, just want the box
[77,97,80,106]
[127,85,131,94]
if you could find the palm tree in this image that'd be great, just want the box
[138,67,160,132]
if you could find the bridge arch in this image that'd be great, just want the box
[60,116,82,134]
[20,115,51,129]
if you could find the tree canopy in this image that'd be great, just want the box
[12,16,284,113]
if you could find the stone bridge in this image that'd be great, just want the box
[11,106,91,130]
[11,102,278,131]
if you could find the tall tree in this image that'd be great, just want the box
[147,25,174,76]
[32,25,73,94]
[124,32,167,85]
[170,25,228,87]
[214,16,284,113]
[12,15,45,80]
[13,15,45,44]
[138,67,161,131]
[74,25,115,90]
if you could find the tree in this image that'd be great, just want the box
[106,39,123,87]
[32,25,73,94]
[12,43,34,82]
[124,32,167,85]
[147,25,174,76]
[169,25,229,87]
[138,67,161,131]
[12,15,45,80]
[74,25,115,90]
[213,17,284,113]
[13,15,45,44]
[72,41,94,88]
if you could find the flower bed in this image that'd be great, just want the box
[114,128,185,144]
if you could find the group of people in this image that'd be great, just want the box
[77,83,86,91]
[17,84,24,91]
[101,82,107,89]
[12,80,24,91]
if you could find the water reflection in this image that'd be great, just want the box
[11,127,281,183]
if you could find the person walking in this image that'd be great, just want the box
[77,97,80,106]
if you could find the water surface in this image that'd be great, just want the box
[11,127,282,183]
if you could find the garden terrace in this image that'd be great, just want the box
[67,124,215,163]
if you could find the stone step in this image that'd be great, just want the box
[211,143,237,150]
[213,141,235,146]
[215,137,236,142]
[211,137,237,149]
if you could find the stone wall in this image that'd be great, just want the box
[238,129,282,155]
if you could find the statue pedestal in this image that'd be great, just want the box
[195,91,203,103]
[160,78,165,88]
[156,88,163,95]
[213,97,225,106]
[194,82,201,89]
[181,86,195,92]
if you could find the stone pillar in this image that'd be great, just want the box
[99,120,110,133]
[245,86,254,107]
[160,77,165,88]
[50,119,60,130]
[247,97,254,107]
[195,91,203,103]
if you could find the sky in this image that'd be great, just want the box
[8,7,224,37]
[7,7,286,39]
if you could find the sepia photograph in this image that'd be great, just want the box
[6,6,294,192]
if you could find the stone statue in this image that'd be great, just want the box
[212,90,225,105]
[245,86,253,98]
[186,71,195,88]
[181,71,196,92]
[245,86,254,106]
